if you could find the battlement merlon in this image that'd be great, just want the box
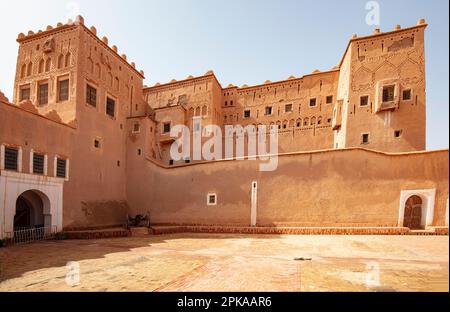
[16,15,145,79]
[143,19,427,94]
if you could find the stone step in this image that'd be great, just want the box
[63,227,130,240]
[129,227,150,236]
[149,226,418,236]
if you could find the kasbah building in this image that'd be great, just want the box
[0,15,448,239]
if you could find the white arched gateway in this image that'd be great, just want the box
[398,189,436,229]
[0,170,64,239]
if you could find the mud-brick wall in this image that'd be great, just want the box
[127,148,449,227]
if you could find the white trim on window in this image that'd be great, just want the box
[207,193,217,206]
[54,156,69,181]
[132,122,141,134]
[44,154,48,176]
[18,147,23,172]
[359,95,370,107]
[29,149,34,174]
[53,157,57,178]
[1,145,21,171]
[0,144,5,170]
[361,132,370,145]
[65,158,70,181]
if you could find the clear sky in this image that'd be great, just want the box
[0,0,448,149]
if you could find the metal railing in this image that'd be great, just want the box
[4,226,58,245]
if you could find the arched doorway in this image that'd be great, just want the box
[14,190,50,231]
[403,195,423,229]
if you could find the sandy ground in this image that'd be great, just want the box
[0,234,448,292]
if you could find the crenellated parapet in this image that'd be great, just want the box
[16,15,144,79]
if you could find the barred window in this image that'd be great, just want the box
[4,147,19,171]
[285,104,293,113]
[19,86,30,101]
[106,97,115,117]
[244,110,251,118]
[309,98,317,107]
[56,158,67,178]
[326,95,333,104]
[265,106,273,116]
[38,83,48,105]
[382,85,395,102]
[33,153,45,175]
[207,193,217,206]
[58,79,69,102]
[86,84,97,107]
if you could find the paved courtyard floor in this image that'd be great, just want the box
[0,234,448,291]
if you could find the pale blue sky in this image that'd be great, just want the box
[0,0,448,149]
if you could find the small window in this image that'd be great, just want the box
[58,79,69,102]
[184,157,190,164]
[309,98,317,107]
[285,104,293,113]
[163,122,171,134]
[38,82,49,105]
[402,89,412,101]
[207,193,217,206]
[244,110,251,118]
[230,101,233,106]
[137,149,142,156]
[382,85,395,102]
[361,133,369,145]
[225,101,228,106]
[33,153,45,175]
[360,95,369,106]
[56,158,67,178]
[19,85,30,101]
[94,139,101,148]
[265,106,273,116]
[86,84,97,107]
[4,147,19,171]
[133,123,141,133]
[106,97,115,117]
[169,159,174,166]
[394,130,403,138]
[326,95,333,104]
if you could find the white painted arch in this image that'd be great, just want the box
[0,170,64,239]
[398,189,436,228]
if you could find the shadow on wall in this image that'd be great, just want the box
[64,201,130,230]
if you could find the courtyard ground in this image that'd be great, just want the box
[0,234,448,292]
